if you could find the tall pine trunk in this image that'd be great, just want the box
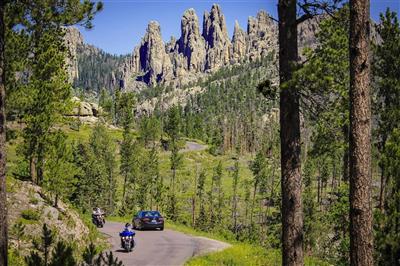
[278,1,303,265]
[30,156,37,184]
[349,0,373,265]
[0,1,7,264]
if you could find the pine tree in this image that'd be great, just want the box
[165,106,183,220]
[119,92,136,210]
[148,146,160,210]
[373,10,400,264]
[213,161,224,224]
[349,0,373,264]
[27,224,54,266]
[373,9,400,211]
[250,150,267,225]
[376,129,400,265]
[5,0,103,185]
[89,123,117,213]
[48,242,76,266]
[81,242,99,266]
[196,170,207,230]
[120,128,135,208]
[11,221,25,252]
[0,1,6,264]
[44,131,78,207]
[231,160,240,238]
[278,0,303,263]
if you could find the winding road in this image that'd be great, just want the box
[183,141,207,152]
[99,221,230,266]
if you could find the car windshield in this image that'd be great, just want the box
[143,211,160,217]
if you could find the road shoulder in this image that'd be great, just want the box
[192,236,232,257]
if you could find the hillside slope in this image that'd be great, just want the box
[7,178,101,257]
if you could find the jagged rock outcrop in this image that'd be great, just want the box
[137,21,174,85]
[7,180,103,256]
[247,11,277,61]
[298,15,322,52]
[117,4,330,93]
[64,27,84,83]
[202,4,232,70]
[178,8,206,72]
[231,20,246,63]
[67,4,325,93]
[119,5,279,90]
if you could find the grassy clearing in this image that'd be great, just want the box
[186,244,281,266]
[63,124,126,143]
[186,243,330,266]
[186,244,331,266]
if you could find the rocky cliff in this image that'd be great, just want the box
[66,4,321,93]
[64,27,127,93]
[7,179,101,256]
[120,4,279,90]
[64,27,84,83]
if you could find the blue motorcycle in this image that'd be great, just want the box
[119,225,136,252]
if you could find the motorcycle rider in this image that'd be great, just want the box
[123,223,132,232]
[120,223,134,248]
[92,207,105,225]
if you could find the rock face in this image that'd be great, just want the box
[7,180,99,255]
[178,8,206,72]
[232,20,246,63]
[64,27,84,83]
[66,96,102,124]
[202,4,232,70]
[137,21,174,85]
[247,11,277,61]
[298,15,322,53]
[118,4,319,91]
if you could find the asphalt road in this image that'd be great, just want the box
[183,141,207,152]
[99,221,206,266]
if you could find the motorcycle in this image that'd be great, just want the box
[92,214,105,228]
[119,230,135,252]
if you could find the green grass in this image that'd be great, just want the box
[186,244,281,266]
[165,221,237,244]
[107,215,132,223]
[20,209,41,221]
[161,221,330,266]
[186,243,331,266]
[63,124,126,143]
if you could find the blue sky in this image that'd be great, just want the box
[79,0,400,55]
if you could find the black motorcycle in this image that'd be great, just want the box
[92,214,105,228]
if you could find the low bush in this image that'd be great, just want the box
[21,209,41,221]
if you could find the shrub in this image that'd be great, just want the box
[21,209,41,221]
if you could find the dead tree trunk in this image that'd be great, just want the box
[349,0,373,265]
[0,1,7,264]
[278,0,303,265]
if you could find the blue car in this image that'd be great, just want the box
[132,211,164,230]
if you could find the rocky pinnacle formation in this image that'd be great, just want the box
[231,20,246,63]
[137,21,174,84]
[202,4,232,69]
[247,11,277,61]
[178,8,206,72]
[120,4,278,89]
